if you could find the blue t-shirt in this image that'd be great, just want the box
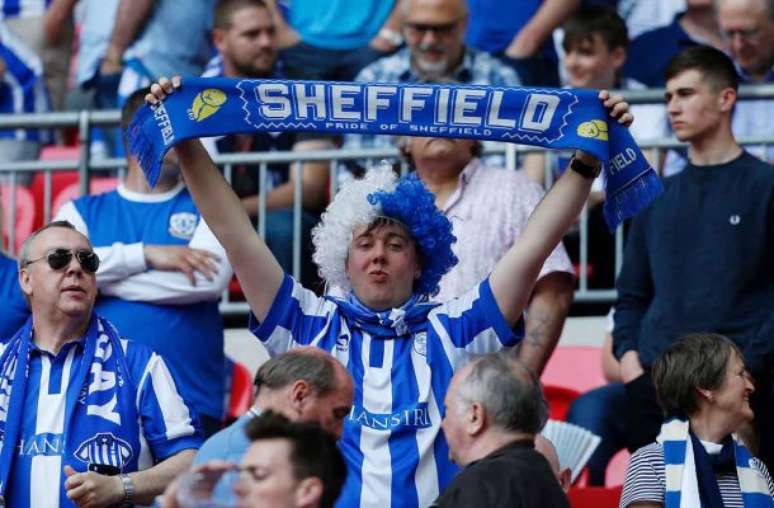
[3,326,202,508]
[465,0,556,59]
[250,275,521,508]
[72,189,225,419]
[287,0,395,50]
[623,13,697,87]
[193,411,257,466]
[0,253,28,341]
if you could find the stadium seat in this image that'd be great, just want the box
[1,184,36,254]
[51,177,119,216]
[542,346,607,394]
[568,485,622,508]
[543,384,581,421]
[227,361,254,421]
[605,448,631,487]
[31,145,81,227]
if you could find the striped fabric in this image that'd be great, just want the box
[0,22,49,141]
[0,317,202,508]
[621,420,774,508]
[250,274,522,508]
[0,0,50,19]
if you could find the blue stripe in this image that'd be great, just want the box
[663,441,686,465]
[337,329,365,508]
[2,0,21,17]
[388,338,420,508]
[664,491,681,507]
[426,334,458,491]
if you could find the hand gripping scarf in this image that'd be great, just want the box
[128,78,663,230]
[658,418,774,508]
[0,316,141,499]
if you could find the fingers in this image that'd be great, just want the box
[186,249,220,281]
[145,75,182,105]
[64,465,77,477]
[599,91,634,126]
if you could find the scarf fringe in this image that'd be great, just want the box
[128,106,162,188]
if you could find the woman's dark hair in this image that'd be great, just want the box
[652,333,742,417]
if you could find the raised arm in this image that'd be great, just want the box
[146,77,284,322]
[490,91,632,325]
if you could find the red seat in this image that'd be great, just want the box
[542,346,607,395]
[568,485,622,508]
[51,177,119,216]
[31,145,80,227]
[605,448,630,487]
[543,384,581,421]
[1,184,36,254]
[227,361,254,420]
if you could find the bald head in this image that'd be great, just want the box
[716,0,774,80]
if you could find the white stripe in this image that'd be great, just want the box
[410,344,439,507]
[144,354,195,440]
[428,313,468,372]
[464,327,506,355]
[137,420,153,471]
[738,467,772,495]
[664,463,683,492]
[359,333,392,508]
[30,457,61,508]
[31,348,74,508]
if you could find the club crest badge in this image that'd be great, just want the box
[74,433,133,469]
[168,212,198,240]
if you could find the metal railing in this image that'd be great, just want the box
[1,84,773,313]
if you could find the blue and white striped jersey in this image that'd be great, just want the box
[1,330,202,508]
[0,23,49,141]
[250,274,522,508]
[0,0,51,19]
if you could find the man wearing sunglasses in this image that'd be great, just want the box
[0,220,202,508]
[55,87,233,437]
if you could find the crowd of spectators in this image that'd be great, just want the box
[0,0,773,507]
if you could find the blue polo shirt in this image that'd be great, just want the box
[0,253,28,341]
[623,13,699,87]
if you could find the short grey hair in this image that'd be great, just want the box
[715,0,774,19]
[254,349,337,396]
[456,355,548,434]
[18,220,86,268]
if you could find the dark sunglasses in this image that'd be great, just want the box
[404,20,461,37]
[24,248,100,274]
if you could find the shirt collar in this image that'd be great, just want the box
[437,158,482,214]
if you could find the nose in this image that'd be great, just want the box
[65,253,83,275]
[745,372,755,393]
[421,29,439,47]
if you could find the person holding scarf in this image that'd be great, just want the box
[0,221,203,508]
[621,333,774,508]
[144,77,632,508]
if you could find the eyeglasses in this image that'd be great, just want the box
[23,248,100,274]
[404,19,461,38]
[722,27,761,41]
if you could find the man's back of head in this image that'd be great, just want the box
[236,410,347,508]
[442,354,548,466]
[213,0,277,78]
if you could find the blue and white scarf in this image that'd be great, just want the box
[658,418,774,508]
[0,315,141,497]
[128,78,663,230]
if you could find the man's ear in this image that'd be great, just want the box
[295,477,324,508]
[719,87,737,113]
[558,467,572,493]
[18,268,32,299]
[289,379,312,413]
[212,27,228,53]
[467,402,486,436]
[610,46,626,71]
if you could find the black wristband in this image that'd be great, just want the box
[569,156,601,179]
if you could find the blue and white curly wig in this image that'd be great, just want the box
[312,165,458,297]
